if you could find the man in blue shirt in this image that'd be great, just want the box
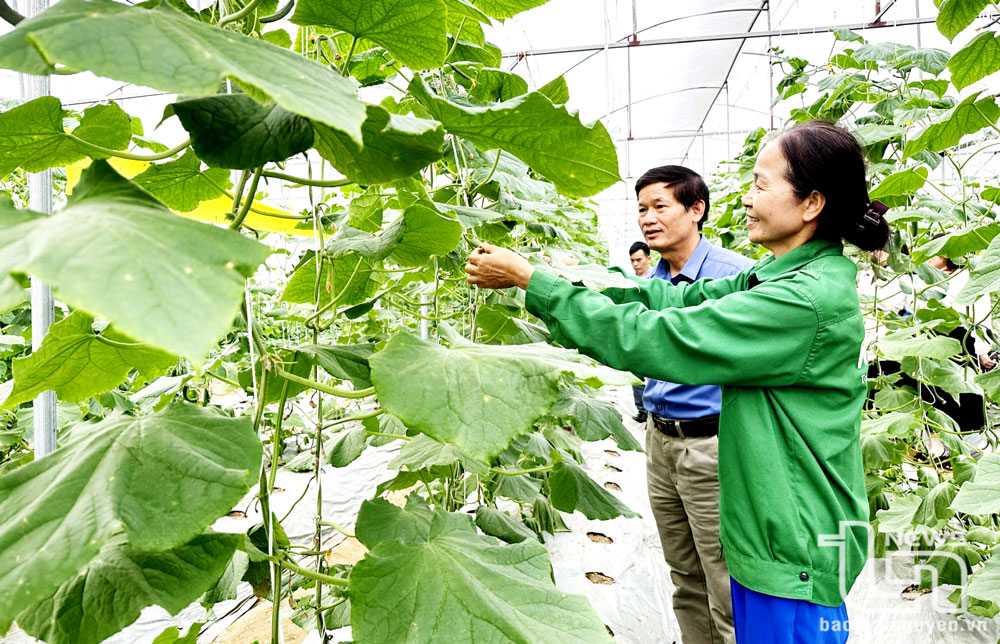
[635,165,752,644]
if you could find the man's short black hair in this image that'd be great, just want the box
[634,165,710,230]
[629,241,650,256]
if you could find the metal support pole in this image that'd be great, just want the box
[701,128,707,175]
[419,294,429,340]
[17,0,57,458]
[767,0,774,131]
[29,187,55,458]
[725,82,731,160]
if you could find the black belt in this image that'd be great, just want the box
[651,413,719,438]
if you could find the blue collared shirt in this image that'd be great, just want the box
[642,235,754,419]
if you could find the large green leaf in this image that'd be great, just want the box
[2,311,175,409]
[388,202,463,266]
[912,481,957,527]
[956,234,1000,305]
[350,507,613,644]
[292,0,447,70]
[16,532,238,644]
[355,495,434,548]
[327,225,402,261]
[370,333,563,459]
[150,623,202,644]
[468,68,529,103]
[200,550,249,607]
[171,94,314,169]
[0,96,131,175]
[537,75,570,104]
[409,76,619,198]
[326,424,369,467]
[0,403,261,626]
[132,150,231,212]
[900,357,981,398]
[475,506,536,544]
[347,188,384,232]
[389,434,490,475]
[853,42,912,63]
[860,411,921,438]
[968,554,1000,605]
[470,0,550,19]
[334,206,460,262]
[868,166,928,207]
[875,494,921,532]
[443,0,490,27]
[328,202,462,266]
[948,31,1000,90]
[552,387,642,451]
[876,328,962,360]
[297,342,375,388]
[0,199,42,310]
[313,104,445,184]
[951,453,1000,515]
[436,201,505,226]
[911,222,1000,263]
[899,48,951,76]
[860,423,906,470]
[937,0,990,41]
[281,253,332,305]
[549,451,638,520]
[903,93,1000,158]
[0,0,366,144]
[0,161,271,362]
[852,123,904,146]
[975,368,1000,403]
[281,252,378,308]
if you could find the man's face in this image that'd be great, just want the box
[630,250,650,276]
[637,182,703,254]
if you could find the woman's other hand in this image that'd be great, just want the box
[465,243,535,290]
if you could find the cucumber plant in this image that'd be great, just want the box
[0,0,642,642]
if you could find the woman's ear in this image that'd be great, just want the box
[802,190,825,223]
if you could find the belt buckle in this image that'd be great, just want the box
[672,419,686,439]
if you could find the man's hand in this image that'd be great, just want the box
[465,243,535,290]
[979,352,997,371]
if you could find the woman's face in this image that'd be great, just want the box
[742,140,822,257]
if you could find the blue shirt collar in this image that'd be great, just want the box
[652,235,710,284]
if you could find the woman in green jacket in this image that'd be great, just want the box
[465,120,890,644]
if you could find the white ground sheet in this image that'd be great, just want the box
[4,386,1000,643]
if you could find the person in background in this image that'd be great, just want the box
[629,240,653,423]
[630,240,653,278]
[466,121,890,644]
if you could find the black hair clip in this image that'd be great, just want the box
[862,200,887,226]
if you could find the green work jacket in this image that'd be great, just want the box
[525,239,868,607]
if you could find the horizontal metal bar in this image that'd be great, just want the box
[616,128,761,143]
[501,15,941,58]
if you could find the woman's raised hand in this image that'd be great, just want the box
[465,243,535,290]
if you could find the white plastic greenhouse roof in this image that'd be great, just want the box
[481,0,977,263]
[1,0,996,266]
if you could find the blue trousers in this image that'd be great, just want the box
[730,577,849,644]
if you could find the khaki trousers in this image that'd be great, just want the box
[646,420,734,644]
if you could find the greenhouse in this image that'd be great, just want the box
[1,0,1000,642]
